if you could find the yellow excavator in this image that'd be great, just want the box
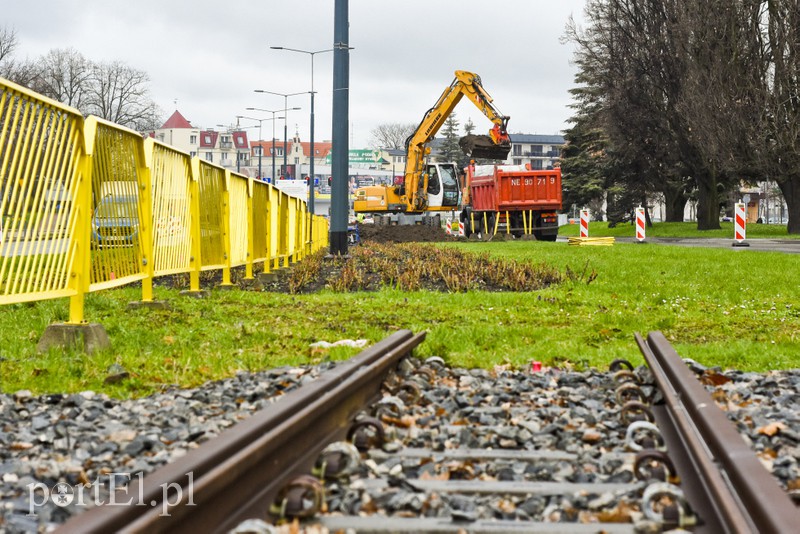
[353,70,511,220]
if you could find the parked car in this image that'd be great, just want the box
[92,195,139,247]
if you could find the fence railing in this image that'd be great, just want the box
[0,76,328,327]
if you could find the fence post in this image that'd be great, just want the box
[67,120,94,325]
[188,158,203,293]
[139,138,156,302]
[245,177,255,280]
[220,170,233,287]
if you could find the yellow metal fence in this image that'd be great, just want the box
[0,77,328,324]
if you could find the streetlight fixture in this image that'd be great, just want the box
[253,90,305,181]
[244,107,299,182]
[270,46,334,216]
[237,114,285,182]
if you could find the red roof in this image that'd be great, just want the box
[298,141,333,158]
[160,110,194,129]
[200,130,218,148]
[232,131,249,149]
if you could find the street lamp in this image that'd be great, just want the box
[254,90,305,181]
[270,46,334,216]
[244,107,298,183]
[237,114,285,182]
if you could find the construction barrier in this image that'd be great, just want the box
[0,76,328,331]
[444,220,465,237]
[580,209,590,238]
[734,202,746,243]
[636,207,646,242]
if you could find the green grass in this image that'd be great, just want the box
[1,239,799,397]
[558,220,799,239]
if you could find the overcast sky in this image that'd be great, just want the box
[8,0,587,147]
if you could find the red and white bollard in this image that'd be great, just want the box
[635,206,646,242]
[733,202,750,247]
[580,209,590,238]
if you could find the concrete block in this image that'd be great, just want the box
[37,323,111,354]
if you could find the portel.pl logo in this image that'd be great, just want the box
[27,472,195,517]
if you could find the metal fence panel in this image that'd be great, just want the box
[228,174,248,266]
[196,160,225,270]
[87,118,147,289]
[147,140,192,276]
[0,79,84,304]
[252,182,268,263]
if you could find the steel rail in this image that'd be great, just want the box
[56,329,426,534]
[636,331,800,534]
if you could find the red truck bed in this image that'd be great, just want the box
[469,166,562,213]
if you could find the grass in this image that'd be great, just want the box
[558,220,799,239]
[1,239,799,397]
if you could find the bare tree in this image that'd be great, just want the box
[369,122,416,150]
[0,25,38,86]
[85,61,159,130]
[0,25,18,63]
[35,48,92,109]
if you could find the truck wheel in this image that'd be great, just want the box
[486,213,496,235]
[510,213,524,238]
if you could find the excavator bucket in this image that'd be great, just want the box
[459,134,511,160]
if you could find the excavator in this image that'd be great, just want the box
[353,70,511,221]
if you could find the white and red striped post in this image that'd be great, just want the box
[733,202,750,247]
[580,209,589,238]
[635,206,646,242]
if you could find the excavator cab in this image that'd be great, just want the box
[425,163,461,209]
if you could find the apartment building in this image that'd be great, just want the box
[150,110,250,171]
[507,134,564,169]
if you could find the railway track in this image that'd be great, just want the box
[56,330,799,533]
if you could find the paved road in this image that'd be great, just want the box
[587,236,800,254]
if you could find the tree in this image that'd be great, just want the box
[35,48,92,109]
[369,122,415,150]
[438,114,462,163]
[85,60,161,130]
[463,117,475,136]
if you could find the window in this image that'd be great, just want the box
[190,151,196,157]
[205,153,213,162]
[513,144,522,156]
[255,147,262,156]
[190,135,197,144]
[294,157,299,164]
[513,158,522,166]
[204,134,212,144]
[531,159,543,170]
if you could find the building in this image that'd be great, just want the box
[149,110,251,171]
[506,134,564,169]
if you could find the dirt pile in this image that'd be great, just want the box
[356,223,456,243]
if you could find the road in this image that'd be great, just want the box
[563,236,800,254]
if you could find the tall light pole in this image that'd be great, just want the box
[270,47,333,216]
[254,90,304,180]
[330,0,351,255]
[245,107,298,183]
[237,115,285,181]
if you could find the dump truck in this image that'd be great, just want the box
[460,163,562,240]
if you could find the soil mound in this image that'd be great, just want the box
[357,223,456,243]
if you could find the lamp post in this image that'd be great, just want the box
[237,115,285,181]
[254,90,304,181]
[269,47,333,216]
[244,107,298,183]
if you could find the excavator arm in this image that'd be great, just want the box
[405,70,511,211]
